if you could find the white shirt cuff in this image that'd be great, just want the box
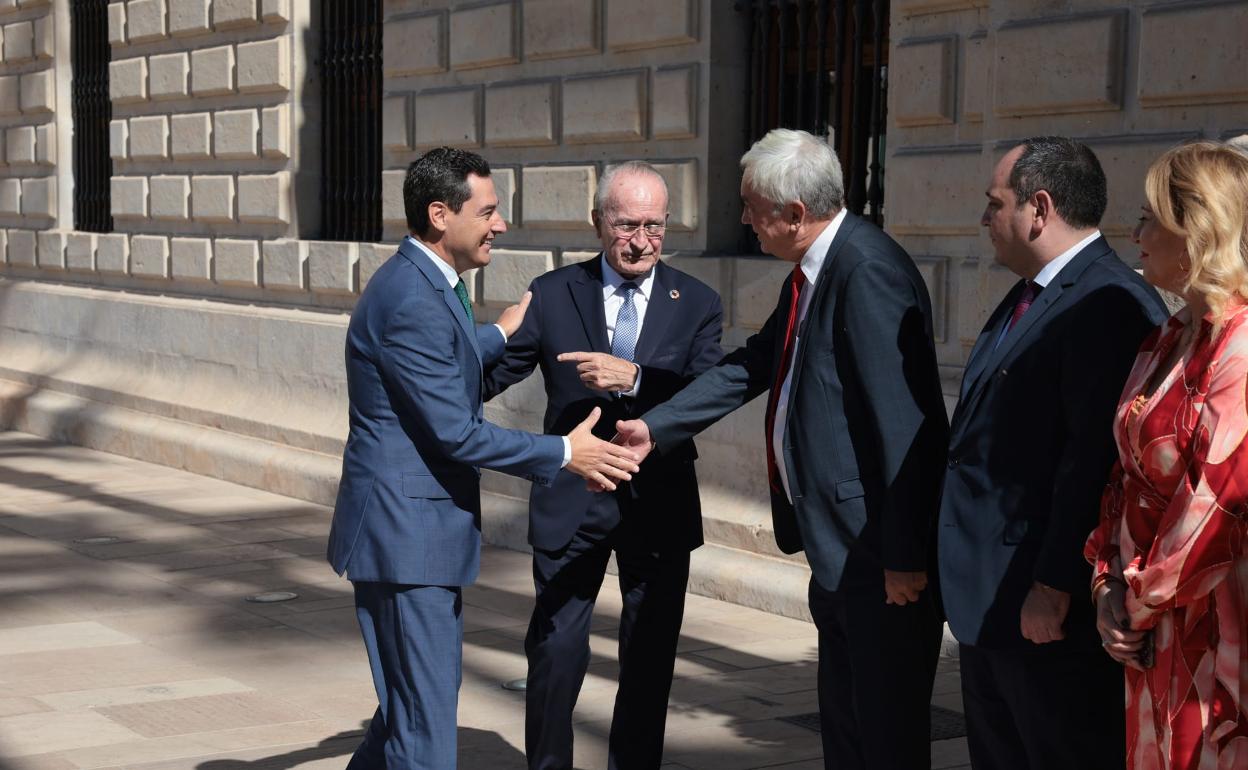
[494,324,507,343]
[620,364,641,397]
[560,436,572,468]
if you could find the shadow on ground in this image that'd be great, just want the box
[0,433,966,769]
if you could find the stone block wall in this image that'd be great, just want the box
[379,0,746,283]
[107,0,294,244]
[886,0,1248,381]
[0,0,313,301]
[0,0,749,313]
[0,1,57,227]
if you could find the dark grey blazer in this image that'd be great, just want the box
[938,236,1168,648]
[645,214,949,591]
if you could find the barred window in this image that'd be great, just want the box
[740,0,889,225]
[70,0,112,233]
[320,0,383,243]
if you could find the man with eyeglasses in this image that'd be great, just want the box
[484,160,724,770]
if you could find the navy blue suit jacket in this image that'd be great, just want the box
[328,239,566,586]
[483,257,723,553]
[938,236,1168,648]
[643,215,949,591]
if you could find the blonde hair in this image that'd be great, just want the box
[1144,141,1248,320]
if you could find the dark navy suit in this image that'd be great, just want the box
[642,214,949,770]
[328,238,565,769]
[939,236,1168,769]
[483,256,722,769]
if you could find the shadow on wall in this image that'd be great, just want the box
[0,275,136,455]
[294,6,321,240]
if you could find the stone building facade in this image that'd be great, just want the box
[0,0,1244,617]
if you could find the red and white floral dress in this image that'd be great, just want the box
[1086,303,1248,770]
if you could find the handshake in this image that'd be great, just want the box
[564,412,654,493]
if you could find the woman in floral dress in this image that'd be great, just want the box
[1085,141,1248,770]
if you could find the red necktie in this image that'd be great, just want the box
[1007,280,1039,333]
[765,266,807,493]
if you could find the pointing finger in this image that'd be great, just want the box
[557,352,599,363]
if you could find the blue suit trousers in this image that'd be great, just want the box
[348,582,464,770]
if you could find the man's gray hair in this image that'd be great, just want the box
[594,161,668,215]
[740,128,844,217]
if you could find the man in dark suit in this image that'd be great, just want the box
[483,161,723,770]
[939,137,1169,769]
[614,130,949,770]
[327,148,641,768]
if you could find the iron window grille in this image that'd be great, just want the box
[320,0,383,243]
[739,0,889,227]
[70,0,113,233]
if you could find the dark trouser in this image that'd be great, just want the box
[808,571,942,770]
[524,528,691,770]
[348,582,463,770]
[959,641,1125,770]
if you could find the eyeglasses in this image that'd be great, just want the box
[608,222,666,239]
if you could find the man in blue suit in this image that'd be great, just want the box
[327,148,641,769]
[615,130,949,770]
[938,137,1168,769]
[483,162,723,769]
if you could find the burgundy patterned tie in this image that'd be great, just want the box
[1007,280,1039,333]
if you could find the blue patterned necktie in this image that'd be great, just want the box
[453,279,474,325]
[611,282,639,361]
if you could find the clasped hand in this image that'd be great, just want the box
[1094,580,1148,671]
[565,407,642,492]
[584,418,655,492]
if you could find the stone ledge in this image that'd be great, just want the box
[0,380,342,507]
[0,279,348,457]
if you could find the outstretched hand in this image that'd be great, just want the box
[565,407,640,492]
[587,419,655,492]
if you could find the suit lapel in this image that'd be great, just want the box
[401,239,482,362]
[787,214,859,408]
[958,285,1019,401]
[953,237,1111,432]
[569,256,611,354]
[632,262,676,364]
[980,281,1063,371]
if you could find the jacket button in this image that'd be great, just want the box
[947,457,960,468]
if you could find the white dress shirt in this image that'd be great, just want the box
[600,254,655,397]
[993,230,1101,349]
[407,236,571,466]
[773,208,848,503]
[1034,230,1101,289]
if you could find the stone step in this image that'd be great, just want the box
[480,490,814,621]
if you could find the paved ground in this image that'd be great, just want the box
[0,431,970,770]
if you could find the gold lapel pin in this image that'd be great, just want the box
[669,289,680,300]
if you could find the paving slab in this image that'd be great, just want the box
[0,431,970,769]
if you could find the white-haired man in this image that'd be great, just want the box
[485,161,723,770]
[615,130,949,769]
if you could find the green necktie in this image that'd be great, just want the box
[453,279,475,325]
